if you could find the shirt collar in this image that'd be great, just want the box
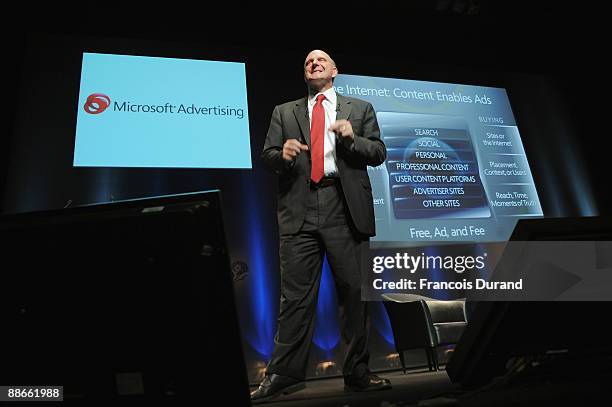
[308,87,337,108]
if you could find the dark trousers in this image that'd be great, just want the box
[266,181,370,381]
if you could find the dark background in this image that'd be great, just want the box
[1,0,608,386]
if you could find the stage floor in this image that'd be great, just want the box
[249,366,612,407]
[250,368,458,407]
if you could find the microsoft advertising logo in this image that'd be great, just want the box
[84,93,111,114]
[82,92,245,119]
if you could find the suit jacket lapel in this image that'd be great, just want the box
[336,94,352,122]
[293,97,311,149]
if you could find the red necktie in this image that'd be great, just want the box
[310,94,325,183]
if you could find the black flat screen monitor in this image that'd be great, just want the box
[446,216,612,387]
[0,190,250,404]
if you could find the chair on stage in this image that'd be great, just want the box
[382,294,468,373]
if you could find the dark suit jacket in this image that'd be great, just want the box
[262,94,386,237]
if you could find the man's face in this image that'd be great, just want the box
[304,50,337,86]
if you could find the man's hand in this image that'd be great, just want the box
[282,139,309,161]
[329,120,354,140]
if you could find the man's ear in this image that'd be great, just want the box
[332,67,338,79]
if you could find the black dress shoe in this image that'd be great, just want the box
[250,374,305,404]
[344,373,392,392]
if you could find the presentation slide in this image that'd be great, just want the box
[333,74,543,245]
[74,53,251,169]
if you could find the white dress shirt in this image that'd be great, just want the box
[307,87,338,176]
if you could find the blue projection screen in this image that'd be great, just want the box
[333,74,543,245]
[74,53,251,168]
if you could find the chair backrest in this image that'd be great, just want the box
[382,296,438,349]
[382,294,469,351]
[425,300,467,324]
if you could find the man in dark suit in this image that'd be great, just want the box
[251,50,390,403]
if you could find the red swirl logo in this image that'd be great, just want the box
[84,93,111,114]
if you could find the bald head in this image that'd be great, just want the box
[304,49,338,93]
[304,49,336,69]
